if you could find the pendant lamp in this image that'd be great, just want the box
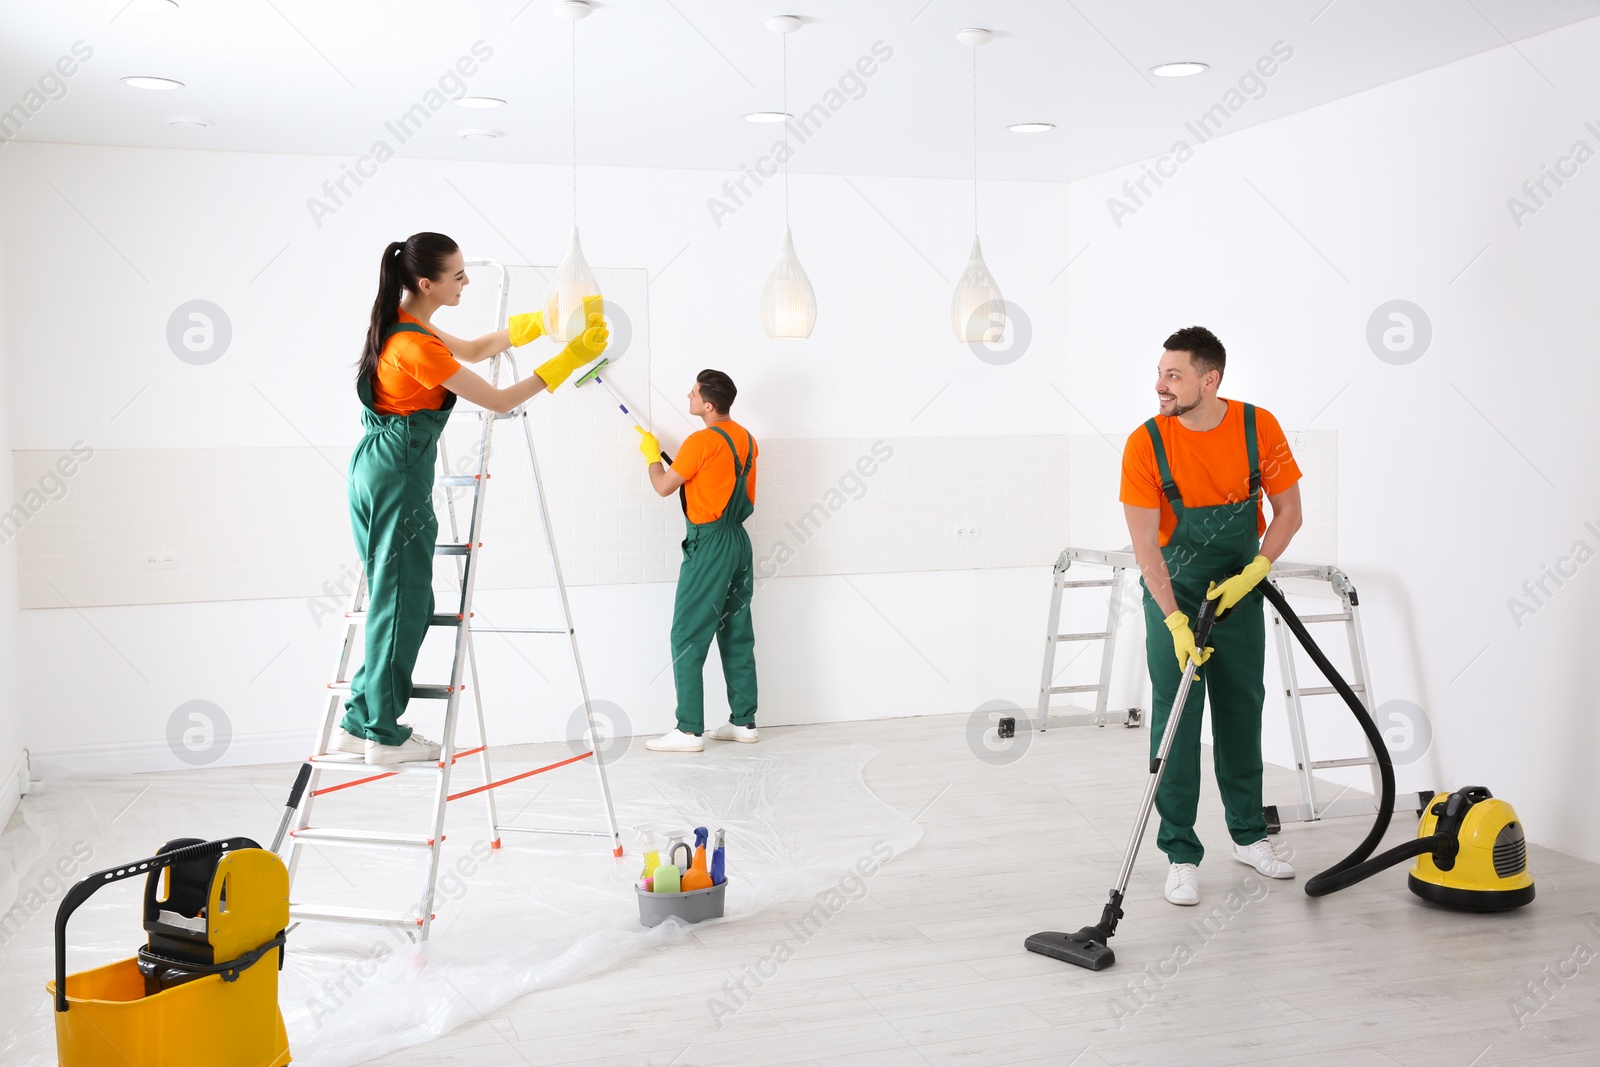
[951,28,1005,344]
[759,15,817,340]
[545,0,603,343]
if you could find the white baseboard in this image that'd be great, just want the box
[29,733,309,780]
[0,748,27,830]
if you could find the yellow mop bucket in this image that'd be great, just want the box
[47,836,292,1067]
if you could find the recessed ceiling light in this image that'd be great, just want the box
[459,129,504,141]
[454,97,506,109]
[1006,122,1055,134]
[167,116,210,128]
[121,76,184,91]
[1150,61,1208,78]
[552,0,592,19]
[743,111,791,123]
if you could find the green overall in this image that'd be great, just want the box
[670,426,758,735]
[341,322,452,746]
[1140,403,1268,866]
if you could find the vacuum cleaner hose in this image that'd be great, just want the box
[1253,581,1399,897]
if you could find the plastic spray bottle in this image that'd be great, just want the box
[711,828,726,886]
[683,827,713,891]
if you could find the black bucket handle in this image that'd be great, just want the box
[53,838,247,1012]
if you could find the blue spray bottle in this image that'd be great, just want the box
[710,828,726,886]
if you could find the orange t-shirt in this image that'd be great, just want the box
[1119,400,1301,547]
[370,309,462,416]
[670,421,758,524]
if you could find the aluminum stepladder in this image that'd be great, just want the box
[1034,548,1144,731]
[1034,547,1393,828]
[1260,560,1385,828]
[285,258,622,941]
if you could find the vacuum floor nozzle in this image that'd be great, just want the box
[1024,927,1116,970]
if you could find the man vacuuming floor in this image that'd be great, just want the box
[635,370,759,753]
[1121,326,1304,906]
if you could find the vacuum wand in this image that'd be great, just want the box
[1026,590,1228,970]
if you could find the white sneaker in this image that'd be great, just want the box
[645,729,705,752]
[1234,838,1295,879]
[1164,862,1200,906]
[327,727,366,756]
[365,731,442,766]
[707,723,758,743]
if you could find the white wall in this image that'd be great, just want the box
[0,229,25,827]
[1063,19,1600,862]
[9,18,1600,865]
[0,141,1072,776]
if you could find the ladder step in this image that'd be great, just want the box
[1048,684,1103,695]
[436,475,482,487]
[307,755,441,774]
[346,610,464,628]
[435,543,474,556]
[327,682,457,699]
[291,828,438,850]
[1060,579,1115,589]
[289,904,425,929]
[1295,684,1365,697]
[1295,612,1353,624]
[1303,756,1377,770]
[1051,632,1109,642]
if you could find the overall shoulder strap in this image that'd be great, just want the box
[1242,404,1261,498]
[1143,419,1182,507]
[707,425,753,475]
[385,322,436,339]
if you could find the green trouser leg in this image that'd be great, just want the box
[670,525,758,734]
[340,422,439,746]
[1143,590,1268,865]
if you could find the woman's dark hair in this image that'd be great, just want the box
[356,232,459,386]
[1162,325,1226,383]
[696,369,737,414]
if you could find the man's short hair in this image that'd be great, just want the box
[696,369,737,414]
[1163,326,1226,383]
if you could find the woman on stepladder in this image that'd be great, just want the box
[329,231,608,765]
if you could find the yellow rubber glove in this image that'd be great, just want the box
[534,308,609,392]
[1164,610,1213,674]
[1205,553,1272,614]
[508,311,545,347]
[635,427,663,466]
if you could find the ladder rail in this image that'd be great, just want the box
[498,359,623,855]
[1033,550,1070,733]
[1268,582,1320,819]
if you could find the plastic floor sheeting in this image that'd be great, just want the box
[0,741,922,1066]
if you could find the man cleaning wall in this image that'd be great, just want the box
[636,370,759,752]
[1120,326,1304,906]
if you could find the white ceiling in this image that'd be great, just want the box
[4,0,1599,183]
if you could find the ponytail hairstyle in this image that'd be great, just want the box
[356,231,460,387]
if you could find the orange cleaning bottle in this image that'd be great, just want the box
[683,826,713,891]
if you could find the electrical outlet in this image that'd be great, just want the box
[953,526,983,541]
[143,551,178,571]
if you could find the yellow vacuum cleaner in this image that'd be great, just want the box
[46,766,310,1067]
[1318,784,1535,911]
[1028,572,1533,971]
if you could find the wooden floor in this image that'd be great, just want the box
[372,714,1600,1067]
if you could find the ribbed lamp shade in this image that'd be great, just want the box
[950,235,1005,343]
[760,227,817,340]
[544,226,603,342]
